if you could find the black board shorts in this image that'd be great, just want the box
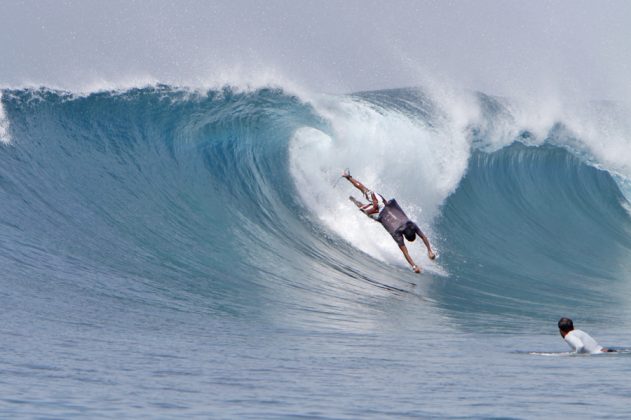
[391,221,423,247]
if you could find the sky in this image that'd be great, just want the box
[1,0,630,98]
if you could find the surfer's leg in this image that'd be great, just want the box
[343,173,370,195]
[349,196,364,208]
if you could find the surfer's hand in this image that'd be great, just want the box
[428,251,436,260]
[412,265,421,273]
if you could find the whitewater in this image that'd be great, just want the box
[2,83,631,418]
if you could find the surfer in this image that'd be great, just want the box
[558,317,614,354]
[342,170,435,273]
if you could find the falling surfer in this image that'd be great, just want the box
[341,170,436,273]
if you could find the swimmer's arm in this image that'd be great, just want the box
[564,334,583,353]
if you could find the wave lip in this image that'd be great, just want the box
[0,93,10,144]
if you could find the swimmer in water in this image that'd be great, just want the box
[558,317,614,354]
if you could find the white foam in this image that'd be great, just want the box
[474,93,631,181]
[69,75,160,96]
[0,92,10,144]
[617,177,631,211]
[289,83,631,270]
[289,92,471,270]
[528,351,572,357]
[562,103,631,181]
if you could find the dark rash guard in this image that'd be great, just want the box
[377,199,424,246]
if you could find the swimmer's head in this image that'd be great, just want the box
[558,317,574,337]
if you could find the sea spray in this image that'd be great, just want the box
[290,92,469,270]
[0,92,10,144]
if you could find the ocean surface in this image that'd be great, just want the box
[1,85,631,418]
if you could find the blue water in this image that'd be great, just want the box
[2,86,631,418]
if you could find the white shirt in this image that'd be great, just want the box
[564,329,603,354]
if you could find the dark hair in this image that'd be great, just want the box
[403,228,416,242]
[558,317,574,332]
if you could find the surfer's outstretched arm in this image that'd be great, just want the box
[412,224,436,260]
[399,245,421,273]
[419,233,436,260]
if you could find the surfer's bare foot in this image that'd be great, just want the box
[342,169,351,179]
[413,265,421,273]
[428,251,436,260]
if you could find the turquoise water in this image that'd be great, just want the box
[1,86,630,418]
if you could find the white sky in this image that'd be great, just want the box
[1,0,630,98]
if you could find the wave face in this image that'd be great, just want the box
[2,86,631,329]
[434,144,631,321]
